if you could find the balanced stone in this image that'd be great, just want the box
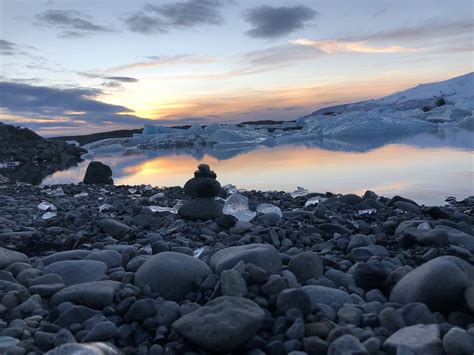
[83,161,113,184]
[178,164,223,220]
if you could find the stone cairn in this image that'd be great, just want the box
[178,164,223,220]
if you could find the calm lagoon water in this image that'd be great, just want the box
[42,129,474,206]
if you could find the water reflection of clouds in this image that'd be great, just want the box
[42,131,473,205]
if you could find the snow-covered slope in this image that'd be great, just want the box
[378,72,474,105]
[306,72,474,116]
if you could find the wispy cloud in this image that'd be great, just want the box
[35,10,113,38]
[106,55,217,72]
[343,19,473,43]
[291,39,418,54]
[244,5,317,39]
[123,0,226,34]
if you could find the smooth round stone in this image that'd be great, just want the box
[184,177,221,198]
[288,251,323,282]
[134,252,211,301]
[302,285,353,309]
[384,324,443,355]
[277,288,312,316]
[443,327,474,355]
[50,281,121,309]
[173,296,265,352]
[328,334,368,355]
[339,194,363,205]
[41,250,92,266]
[178,198,223,221]
[45,342,120,354]
[85,250,123,268]
[0,248,28,269]
[101,219,131,238]
[389,256,474,312]
[82,321,118,342]
[0,336,20,351]
[210,244,282,274]
[44,260,107,286]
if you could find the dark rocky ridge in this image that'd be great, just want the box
[0,172,473,354]
[0,122,85,185]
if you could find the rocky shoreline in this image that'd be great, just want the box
[0,123,85,185]
[0,166,473,354]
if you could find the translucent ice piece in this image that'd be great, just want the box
[222,184,238,194]
[149,201,182,214]
[193,246,207,258]
[290,187,309,198]
[223,193,256,222]
[256,203,282,217]
[37,201,57,211]
[74,192,89,198]
[46,187,65,196]
[358,208,377,215]
[41,211,57,220]
[304,196,327,207]
[128,188,138,194]
[149,192,165,201]
[99,204,113,213]
[417,221,432,230]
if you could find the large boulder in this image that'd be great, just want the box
[41,250,91,266]
[384,324,443,355]
[134,252,211,301]
[83,161,113,184]
[44,260,108,286]
[390,256,474,312]
[210,244,282,274]
[173,296,265,352]
[50,281,120,309]
[0,247,28,269]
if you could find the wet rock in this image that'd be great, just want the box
[50,281,121,309]
[288,251,323,283]
[44,260,107,286]
[101,219,131,238]
[0,248,28,269]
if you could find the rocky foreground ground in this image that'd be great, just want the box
[0,170,473,354]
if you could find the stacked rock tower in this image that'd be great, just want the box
[178,164,223,220]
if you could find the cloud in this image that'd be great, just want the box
[291,39,418,54]
[0,81,150,127]
[35,10,113,38]
[0,39,17,55]
[106,55,216,72]
[124,0,225,34]
[242,44,321,66]
[244,5,317,38]
[103,76,139,83]
[343,19,473,43]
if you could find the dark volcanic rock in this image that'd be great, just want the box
[390,256,474,313]
[83,161,113,184]
[134,252,211,301]
[173,296,265,352]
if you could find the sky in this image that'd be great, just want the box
[0,0,473,136]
